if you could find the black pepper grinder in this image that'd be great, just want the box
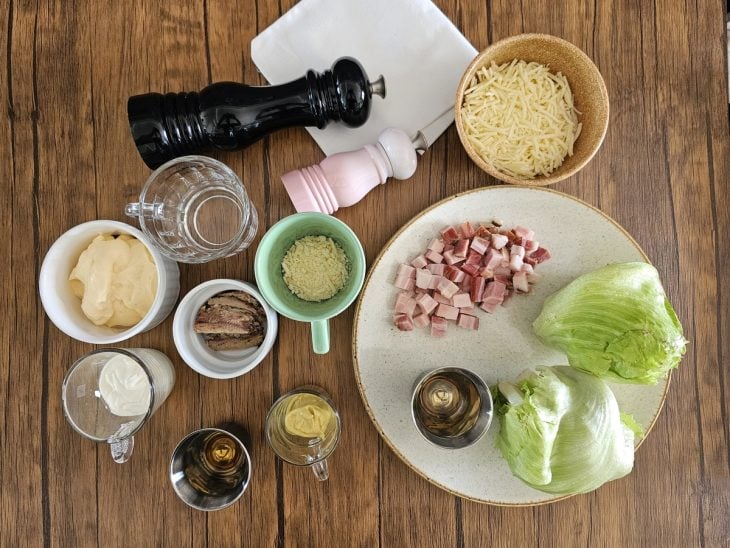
[127,57,386,169]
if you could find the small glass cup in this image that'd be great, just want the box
[125,155,258,263]
[61,348,176,463]
[265,386,341,481]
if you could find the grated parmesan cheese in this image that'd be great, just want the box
[461,59,582,179]
[282,235,349,302]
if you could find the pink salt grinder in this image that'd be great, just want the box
[281,128,419,214]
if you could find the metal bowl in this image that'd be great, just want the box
[411,367,493,449]
[169,427,251,511]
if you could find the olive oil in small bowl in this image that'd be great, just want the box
[411,367,493,449]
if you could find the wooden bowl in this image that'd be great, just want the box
[454,34,609,186]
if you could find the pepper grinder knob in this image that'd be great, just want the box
[281,128,418,214]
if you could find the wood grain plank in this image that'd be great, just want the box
[1,0,50,545]
[26,2,105,546]
[201,1,280,546]
[89,2,208,546]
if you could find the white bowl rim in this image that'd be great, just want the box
[39,219,177,344]
[172,279,278,379]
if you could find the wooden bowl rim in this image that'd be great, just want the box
[454,33,610,187]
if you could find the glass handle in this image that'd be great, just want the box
[124,202,141,217]
[311,458,329,481]
[110,436,134,463]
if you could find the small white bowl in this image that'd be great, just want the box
[173,279,278,379]
[39,220,180,344]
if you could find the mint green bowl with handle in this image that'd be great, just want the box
[254,213,366,354]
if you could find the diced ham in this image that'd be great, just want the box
[527,272,541,283]
[428,275,443,290]
[397,264,416,279]
[494,265,511,276]
[451,293,473,308]
[443,250,464,266]
[474,225,491,238]
[514,226,535,241]
[435,303,459,320]
[395,296,418,316]
[437,277,459,299]
[461,263,480,277]
[427,238,445,253]
[483,280,506,307]
[393,275,415,290]
[440,226,460,243]
[500,247,510,266]
[425,249,444,264]
[393,219,547,337]
[394,291,413,310]
[491,234,508,249]
[426,263,446,276]
[470,236,490,255]
[459,273,473,293]
[457,314,479,330]
[433,292,452,305]
[460,221,475,239]
[483,248,503,272]
[411,255,428,269]
[470,276,486,302]
[416,293,438,315]
[412,314,431,329]
[445,265,465,283]
[531,247,552,263]
[453,239,470,258]
[513,271,530,293]
[494,274,510,286]
[430,316,448,337]
[466,251,482,265]
[502,288,514,306]
[394,314,414,331]
[480,300,500,313]
[415,269,432,289]
[509,254,524,272]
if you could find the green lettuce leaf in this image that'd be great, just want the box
[495,366,636,495]
[532,262,686,384]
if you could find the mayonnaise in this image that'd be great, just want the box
[98,354,151,416]
[283,393,335,439]
[69,234,157,327]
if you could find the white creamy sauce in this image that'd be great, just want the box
[98,354,151,416]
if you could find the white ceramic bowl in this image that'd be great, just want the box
[39,220,180,344]
[173,279,278,379]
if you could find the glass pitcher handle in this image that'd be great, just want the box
[124,202,141,217]
[110,436,134,463]
[311,458,329,481]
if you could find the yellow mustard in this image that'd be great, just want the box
[283,393,334,439]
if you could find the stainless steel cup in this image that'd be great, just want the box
[411,367,493,449]
[169,427,252,511]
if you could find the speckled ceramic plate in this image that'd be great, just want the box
[352,186,670,505]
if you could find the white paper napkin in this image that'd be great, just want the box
[251,0,477,155]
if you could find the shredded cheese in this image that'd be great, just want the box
[461,59,582,179]
[282,235,349,302]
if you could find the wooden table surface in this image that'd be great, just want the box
[3,0,729,546]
